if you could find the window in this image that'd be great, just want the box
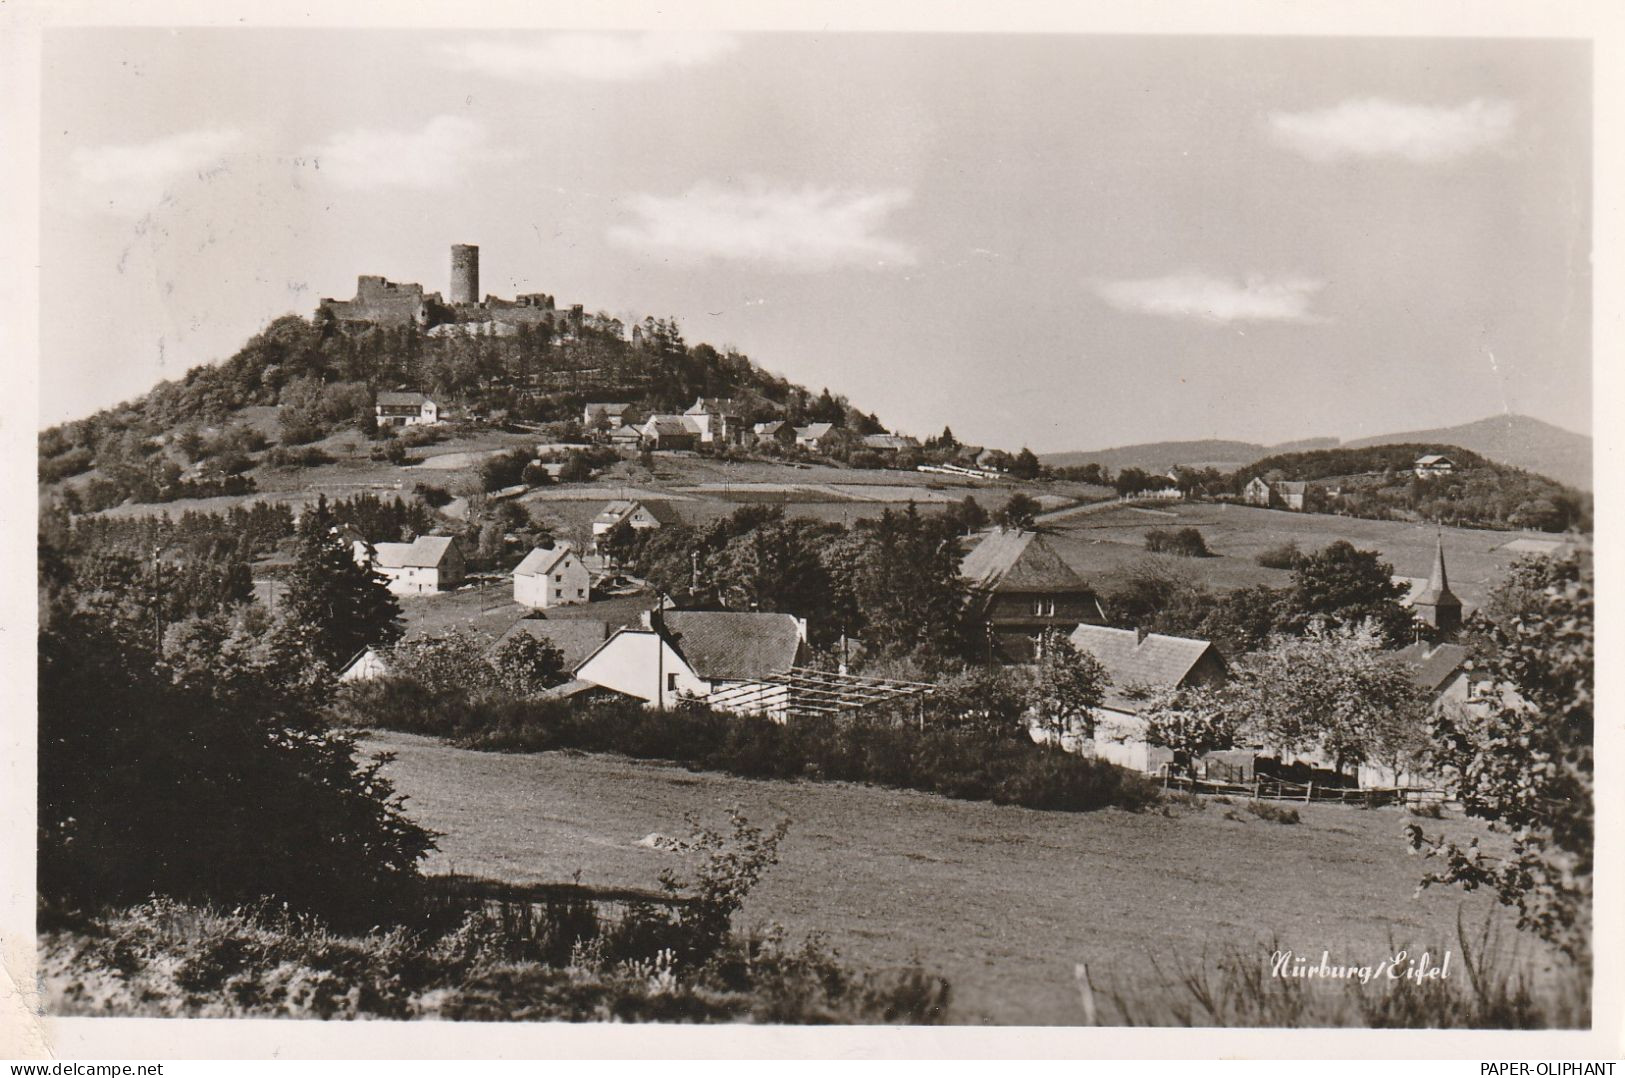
[667,673,679,692]
[1032,597,1056,617]
[577,589,585,597]
[555,573,563,581]
[554,589,563,599]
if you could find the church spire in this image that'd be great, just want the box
[1413,533,1462,635]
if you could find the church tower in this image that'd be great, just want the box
[450,244,479,304]
[1412,535,1463,636]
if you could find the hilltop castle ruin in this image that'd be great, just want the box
[316,245,594,339]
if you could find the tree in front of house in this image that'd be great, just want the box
[994,492,1041,531]
[1229,623,1431,776]
[1283,540,1414,644]
[1407,554,1593,967]
[1010,447,1043,480]
[490,632,568,697]
[280,495,404,671]
[1027,629,1110,744]
[1139,683,1239,782]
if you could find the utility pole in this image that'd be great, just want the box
[151,545,165,661]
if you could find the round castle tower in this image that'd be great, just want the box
[450,244,479,305]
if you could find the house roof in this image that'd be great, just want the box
[513,544,577,578]
[643,415,702,437]
[755,420,793,435]
[372,534,458,569]
[1273,481,1308,494]
[1068,625,1223,710]
[796,423,835,440]
[862,434,920,451]
[377,391,433,407]
[686,397,740,415]
[960,529,1090,594]
[660,611,805,681]
[494,618,610,670]
[1415,454,1453,466]
[593,499,675,527]
[1393,642,1472,694]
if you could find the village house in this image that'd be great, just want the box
[356,534,465,595]
[591,499,674,547]
[684,398,745,445]
[639,414,703,451]
[794,422,840,451]
[1045,625,1229,774]
[861,433,921,455]
[1242,476,1272,507]
[490,617,611,672]
[960,529,1103,663]
[512,543,591,608]
[753,420,797,449]
[583,402,633,429]
[1413,453,1456,478]
[1272,480,1308,511]
[374,391,441,427]
[573,609,809,713]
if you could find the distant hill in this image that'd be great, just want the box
[1345,414,1591,490]
[1041,439,1271,475]
[1043,414,1590,489]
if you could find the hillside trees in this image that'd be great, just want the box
[1407,554,1593,965]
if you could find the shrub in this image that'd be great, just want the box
[1244,800,1300,825]
[1254,541,1302,570]
[1144,527,1210,557]
[40,447,95,484]
[265,445,333,469]
[416,483,454,508]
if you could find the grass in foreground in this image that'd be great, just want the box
[1083,913,1588,1029]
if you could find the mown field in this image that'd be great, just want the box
[365,730,1547,1025]
[1042,500,1573,612]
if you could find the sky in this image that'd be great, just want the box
[37,29,1592,453]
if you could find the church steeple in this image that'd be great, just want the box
[1412,534,1463,636]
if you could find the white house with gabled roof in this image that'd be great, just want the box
[513,543,590,608]
[356,534,465,595]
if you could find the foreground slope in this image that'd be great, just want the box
[367,731,1534,1025]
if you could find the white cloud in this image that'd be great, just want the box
[441,32,738,82]
[1267,97,1516,163]
[1092,272,1325,324]
[608,181,917,271]
[70,127,243,215]
[304,115,490,189]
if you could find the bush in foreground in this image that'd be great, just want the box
[40,809,949,1024]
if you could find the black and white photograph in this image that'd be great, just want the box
[3,0,1618,1063]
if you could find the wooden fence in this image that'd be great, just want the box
[1159,769,1447,808]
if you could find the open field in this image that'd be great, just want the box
[1042,500,1574,612]
[364,730,1547,1025]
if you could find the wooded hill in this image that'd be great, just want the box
[1234,443,1589,533]
[37,310,888,498]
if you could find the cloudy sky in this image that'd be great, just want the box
[38,30,1591,452]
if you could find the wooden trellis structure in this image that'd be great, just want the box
[703,666,937,723]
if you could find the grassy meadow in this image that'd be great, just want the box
[364,730,1556,1025]
[1042,500,1571,612]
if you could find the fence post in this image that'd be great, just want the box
[1305,780,1313,804]
[1253,777,1260,801]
